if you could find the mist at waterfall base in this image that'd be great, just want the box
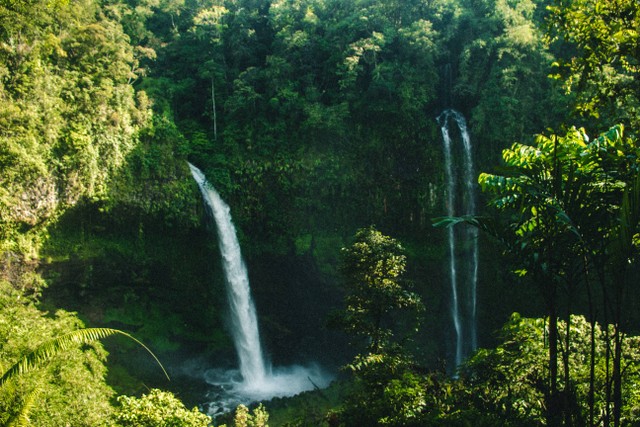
[197,363,331,415]
[188,163,333,416]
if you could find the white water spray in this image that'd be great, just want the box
[188,163,332,413]
[437,110,479,367]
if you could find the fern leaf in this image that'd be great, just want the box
[0,328,169,388]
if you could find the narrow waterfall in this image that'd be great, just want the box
[437,110,479,367]
[459,114,479,353]
[188,163,268,387]
[439,118,464,367]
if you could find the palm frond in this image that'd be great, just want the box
[432,215,503,239]
[0,328,170,388]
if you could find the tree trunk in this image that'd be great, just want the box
[548,287,562,427]
[563,298,572,427]
[613,325,622,427]
[211,77,218,141]
[585,260,596,427]
[613,271,625,427]
[602,266,612,427]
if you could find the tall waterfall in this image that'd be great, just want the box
[437,110,479,367]
[188,163,332,413]
[189,163,268,387]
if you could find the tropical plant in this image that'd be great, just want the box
[473,124,640,425]
[0,327,169,426]
[0,327,168,388]
[0,280,111,425]
[0,273,169,426]
[115,388,211,427]
[458,314,640,426]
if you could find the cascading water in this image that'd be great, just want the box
[439,116,464,368]
[189,163,268,387]
[188,163,332,414]
[437,110,479,368]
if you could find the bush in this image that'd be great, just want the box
[114,389,211,427]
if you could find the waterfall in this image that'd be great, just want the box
[188,163,332,413]
[437,109,479,367]
[188,163,268,387]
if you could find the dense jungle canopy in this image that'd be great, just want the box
[1,0,640,425]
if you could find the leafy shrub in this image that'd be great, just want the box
[114,388,211,427]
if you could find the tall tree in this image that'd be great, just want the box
[459,313,640,425]
[334,226,426,426]
[336,226,423,352]
[477,125,640,425]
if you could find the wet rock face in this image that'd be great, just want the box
[11,176,59,226]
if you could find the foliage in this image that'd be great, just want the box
[335,227,423,353]
[477,123,640,307]
[478,125,632,266]
[263,381,349,427]
[114,388,212,427]
[214,403,271,427]
[107,113,201,228]
[476,124,640,425]
[339,349,428,426]
[449,0,565,154]
[226,404,269,427]
[4,0,640,425]
[0,0,150,259]
[130,0,469,245]
[459,313,640,425]
[0,327,167,388]
[333,227,432,426]
[547,0,640,130]
[335,313,640,426]
[0,280,115,426]
[0,274,172,426]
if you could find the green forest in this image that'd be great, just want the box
[1,0,639,425]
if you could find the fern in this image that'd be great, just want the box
[0,327,169,388]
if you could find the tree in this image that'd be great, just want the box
[477,125,640,426]
[546,0,640,131]
[458,314,640,426]
[333,227,426,425]
[336,226,423,353]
